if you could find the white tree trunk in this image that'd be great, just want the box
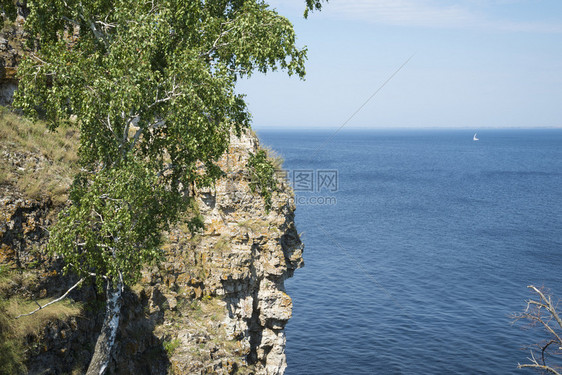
[86,276,123,375]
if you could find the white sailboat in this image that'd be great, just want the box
[473,132,479,141]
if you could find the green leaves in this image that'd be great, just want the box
[248,149,277,212]
[206,1,308,78]
[15,0,314,288]
[16,1,309,175]
[304,0,327,18]
[49,159,185,287]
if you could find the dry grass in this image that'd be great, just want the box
[0,267,82,337]
[214,236,230,252]
[0,268,38,296]
[262,146,284,170]
[0,108,79,204]
[0,108,79,163]
[0,291,82,375]
[5,297,82,337]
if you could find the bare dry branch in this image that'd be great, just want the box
[15,278,85,319]
[516,286,562,374]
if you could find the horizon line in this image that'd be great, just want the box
[252,125,562,132]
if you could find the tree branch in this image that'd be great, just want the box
[15,278,85,319]
[200,25,236,58]
[516,285,562,374]
[529,285,562,329]
[519,360,562,375]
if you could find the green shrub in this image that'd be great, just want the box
[248,149,277,212]
[163,338,181,355]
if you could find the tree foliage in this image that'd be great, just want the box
[16,0,307,180]
[49,160,181,287]
[11,0,314,288]
[304,0,325,18]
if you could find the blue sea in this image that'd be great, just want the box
[257,129,562,375]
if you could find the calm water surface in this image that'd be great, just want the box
[257,129,562,375]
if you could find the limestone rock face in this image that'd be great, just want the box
[153,130,304,374]
[0,129,303,375]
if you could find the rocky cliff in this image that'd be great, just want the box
[0,16,25,106]
[0,114,303,374]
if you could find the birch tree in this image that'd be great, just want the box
[8,0,326,373]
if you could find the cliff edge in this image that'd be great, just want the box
[0,111,303,374]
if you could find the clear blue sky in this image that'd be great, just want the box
[236,0,562,129]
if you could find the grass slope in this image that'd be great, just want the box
[0,107,78,204]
